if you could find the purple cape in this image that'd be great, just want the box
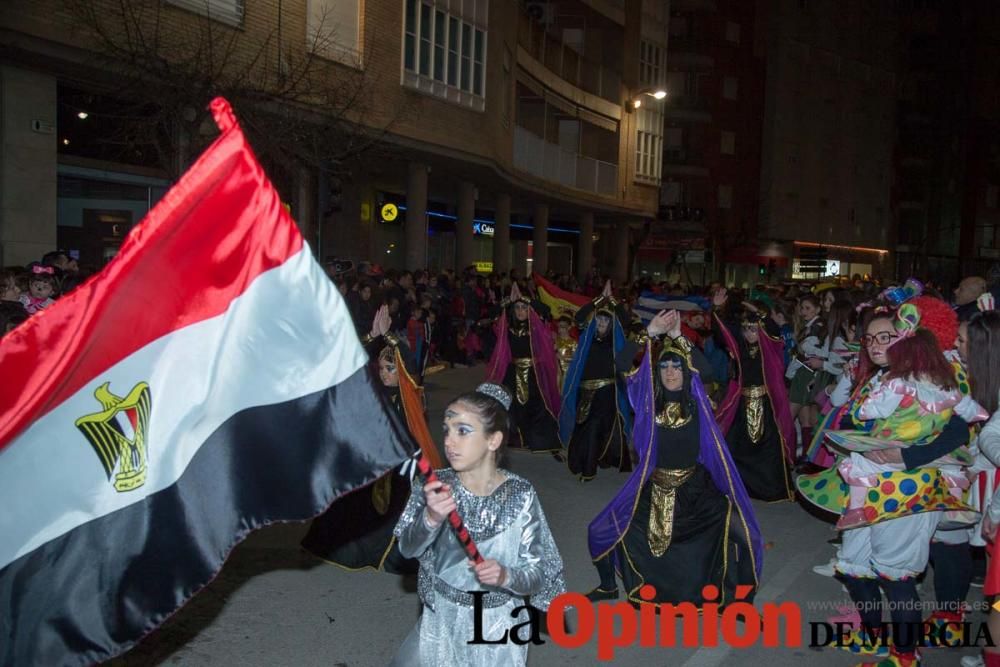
[486,307,562,421]
[587,341,763,579]
[714,314,796,463]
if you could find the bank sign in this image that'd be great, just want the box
[473,222,495,236]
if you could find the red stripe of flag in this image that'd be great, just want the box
[0,99,302,452]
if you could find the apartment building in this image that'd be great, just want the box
[0,0,669,283]
[658,0,767,286]
[757,0,898,281]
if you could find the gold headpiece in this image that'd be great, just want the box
[658,336,694,370]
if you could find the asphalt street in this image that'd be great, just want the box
[110,366,984,666]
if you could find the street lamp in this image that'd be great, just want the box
[626,87,668,111]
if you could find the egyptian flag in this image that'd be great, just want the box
[532,273,589,319]
[0,99,413,667]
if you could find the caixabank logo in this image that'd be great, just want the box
[466,585,997,660]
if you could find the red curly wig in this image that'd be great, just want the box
[908,296,958,352]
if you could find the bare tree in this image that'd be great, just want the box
[626,218,653,282]
[61,0,411,193]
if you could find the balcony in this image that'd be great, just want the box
[666,96,712,123]
[513,126,617,196]
[517,10,622,105]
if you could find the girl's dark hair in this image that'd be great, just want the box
[825,299,855,346]
[28,272,57,288]
[967,311,1000,414]
[771,299,794,322]
[451,389,511,463]
[885,328,958,391]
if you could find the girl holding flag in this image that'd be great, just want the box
[391,383,565,666]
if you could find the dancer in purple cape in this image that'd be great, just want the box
[486,282,563,454]
[585,309,762,605]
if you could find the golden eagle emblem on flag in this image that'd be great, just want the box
[74,382,152,492]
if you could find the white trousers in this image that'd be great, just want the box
[837,512,941,580]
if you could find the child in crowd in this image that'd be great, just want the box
[20,265,57,314]
[1,269,25,304]
[787,294,826,449]
[836,306,987,529]
[553,314,577,390]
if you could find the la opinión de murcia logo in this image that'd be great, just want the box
[466,584,997,660]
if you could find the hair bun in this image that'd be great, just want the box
[476,383,512,411]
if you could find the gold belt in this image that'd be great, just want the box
[647,467,696,556]
[513,357,533,406]
[576,378,614,424]
[742,385,767,444]
[372,474,392,515]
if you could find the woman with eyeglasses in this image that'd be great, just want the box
[711,289,796,502]
[584,309,761,607]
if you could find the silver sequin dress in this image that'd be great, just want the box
[390,469,566,666]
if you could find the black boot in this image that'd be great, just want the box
[585,555,619,602]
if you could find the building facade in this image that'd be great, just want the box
[894,0,1000,287]
[757,0,898,282]
[0,0,669,284]
[657,0,768,287]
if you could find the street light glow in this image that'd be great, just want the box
[652,90,667,99]
[77,111,89,119]
[633,99,642,109]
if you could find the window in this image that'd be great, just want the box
[669,16,689,38]
[665,127,683,149]
[307,0,361,66]
[502,45,512,128]
[726,21,741,44]
[722,76,739,100]
[473,30,484,95]
[433,10,446,82]
[666,71,687,98]
[167,0,243,26]
[639,40,666,89]
[448,16,459,86]
[401,1,488,109]
[404,0,417,71]
[720,130,736,155]
[662,181,683,205]
[635,108,663,182]
[419,3,432,76]
[718,185,733,209]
